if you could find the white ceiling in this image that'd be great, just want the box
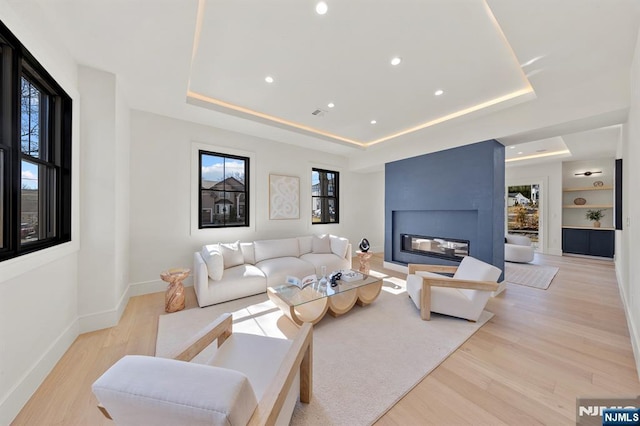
[6,0,640,167]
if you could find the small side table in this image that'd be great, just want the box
[160,268,190,313]
[356,250,373,275]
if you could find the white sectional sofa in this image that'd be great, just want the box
[194,234,352,307]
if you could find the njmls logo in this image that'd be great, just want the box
[579,406,638,416]
[577,397,640,426]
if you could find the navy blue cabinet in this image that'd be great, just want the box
[562,228,614,258]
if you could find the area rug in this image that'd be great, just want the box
[156,278,493,426]
[505,262,559,290]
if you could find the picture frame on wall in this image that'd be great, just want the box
[269,174,300,220]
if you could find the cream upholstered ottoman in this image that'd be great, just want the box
[505,234,534,263]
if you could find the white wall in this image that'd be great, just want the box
[0,1,81,423]
[77,66,131,332]
[128,110,380,291]
[506,162,563,255]
[617,26,640,379]
[342,170,385,253]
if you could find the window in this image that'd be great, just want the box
[312,168,339,224]
[0,20,72,261]
[199,150,249,228]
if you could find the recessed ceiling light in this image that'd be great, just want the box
[390,57,402,66]
[517,151,523,155]
[434,89,444,96]
[509,146,516,149]
[328,102,335,108]
[315,1,328,15]
[265,76,274,83]
[370,120,377,125]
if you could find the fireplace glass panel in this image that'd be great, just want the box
[401,234,469,261]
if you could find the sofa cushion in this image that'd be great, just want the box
[300,253,350,276]
[201,245,224,281]
[312,234,331,253]
[256,257,315,287]
[240,242,256,265]
[254,238,299,263]
[219,241,244,269]
[92,355,258,426]
[330,235,349,258]
[298,236,313,255]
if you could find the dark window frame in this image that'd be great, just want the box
[198,150,250,229]
[312,167,339,225]
[0,19,72,262]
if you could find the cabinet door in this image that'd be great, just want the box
[562,229,589,255]
[589,230,614,257]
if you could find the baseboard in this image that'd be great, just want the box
[615,263,640,381]
[546,248,563,256]
[78,285,131,333]
[128,278,167,297]
[0,318,79,425]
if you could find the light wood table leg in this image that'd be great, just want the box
[268,288,328,326]
[356,280,383,306]
[327,289,358,317]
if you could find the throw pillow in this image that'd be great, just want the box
[218,240,244,269]
[312,234,331,254]
[201,245,224,281]
[330,235,349,258]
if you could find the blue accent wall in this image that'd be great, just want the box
[385,140,505,272]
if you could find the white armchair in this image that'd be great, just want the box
[406,256,501,321]
[505,234,535,263]
[92,313,312,426]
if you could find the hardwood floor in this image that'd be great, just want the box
[12,253,640,425]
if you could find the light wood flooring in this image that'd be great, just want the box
[12,253,640,425]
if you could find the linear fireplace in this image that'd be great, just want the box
[401,233,469,262]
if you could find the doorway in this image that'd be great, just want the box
[507,183,541,250]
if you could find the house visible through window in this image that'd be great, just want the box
[199,150,249,228]
[312,168,339,224]
[1,20,72,262]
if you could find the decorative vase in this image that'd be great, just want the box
[593,221,601,228]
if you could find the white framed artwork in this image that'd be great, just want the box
[269,174,300,220]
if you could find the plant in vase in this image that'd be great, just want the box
[585,209,605,228]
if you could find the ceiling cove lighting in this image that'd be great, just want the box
[327,102,335,108]
[505,149,571,163]
[434,89,444,96]
[315,1,328,15]
[390,57,402,66]
[265,76,274,83]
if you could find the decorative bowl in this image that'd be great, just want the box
[573,197,587,205]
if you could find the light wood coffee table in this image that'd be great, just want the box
[267,272,383,326]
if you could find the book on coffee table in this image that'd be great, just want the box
[285,274,318,289]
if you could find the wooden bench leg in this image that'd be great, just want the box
[300,337,313,403]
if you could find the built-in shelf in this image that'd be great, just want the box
[562,225,615,231]
[563,204,613,209]
[563,186,613,192]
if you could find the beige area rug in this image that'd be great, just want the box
[156,277,493,426]
[505,262,559,290]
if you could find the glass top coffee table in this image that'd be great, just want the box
[267,272,383,326]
